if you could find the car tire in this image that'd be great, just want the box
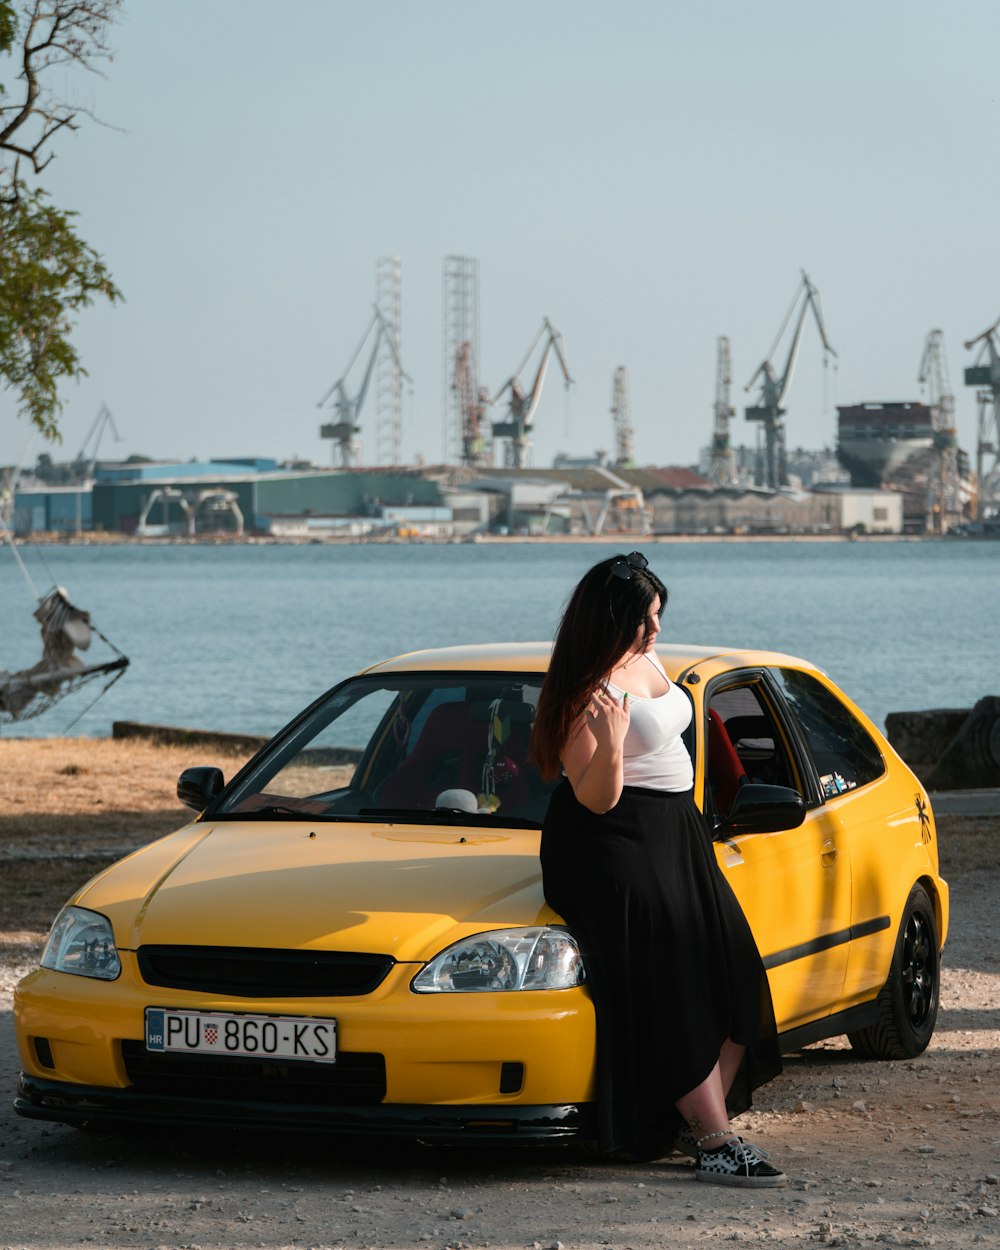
[848,884,940,1060]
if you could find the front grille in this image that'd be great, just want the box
[137,946,394,997]
[121,1042,386,1106]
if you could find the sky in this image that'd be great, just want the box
[3,0,1000,475]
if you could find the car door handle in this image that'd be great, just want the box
[821,840,837,865]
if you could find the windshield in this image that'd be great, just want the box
[217,672,555,825]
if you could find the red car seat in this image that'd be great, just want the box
[377,700,534,813]
[707,708,748,818]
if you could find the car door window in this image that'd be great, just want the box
[770,667,885,799]
[705,680,801,819]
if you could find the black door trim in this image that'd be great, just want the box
[762,915,891,971]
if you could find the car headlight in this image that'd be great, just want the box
[412,926,584,993]
[41,906,122,981]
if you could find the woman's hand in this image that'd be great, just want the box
[561,689,630,814]
[585,689,630,753]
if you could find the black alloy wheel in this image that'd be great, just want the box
[848,884,940,1060]
[900,901,937,1029]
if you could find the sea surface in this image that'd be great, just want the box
[2,538,998,741]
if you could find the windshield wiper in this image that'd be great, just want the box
[215,803,335,820]
[358,807,540,828]
[360,806,463,819]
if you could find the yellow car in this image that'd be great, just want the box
[14,643,948,1144]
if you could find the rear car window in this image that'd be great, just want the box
[770,667,885,798]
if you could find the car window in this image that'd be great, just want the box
[706,679,801,818]
[220,673,553,824]
[252,687,398,802]
[770,667,885,798]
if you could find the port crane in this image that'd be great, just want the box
[917,330,962,533]
[611,367,634,467]
[73,404,122,480]
[745,271,837,490]
[317,307,410,468]
[708,337,738,486]
[453,341,491,467]
[492,318,573,469]
[963,316,1000,521]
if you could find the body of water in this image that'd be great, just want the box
[2,538,998,741]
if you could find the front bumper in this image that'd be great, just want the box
[15,959,596,1105]
[15,1073,593,1143]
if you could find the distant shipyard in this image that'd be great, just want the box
[4,259,1000,541]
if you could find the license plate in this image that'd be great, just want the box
[145,1008,337,1063]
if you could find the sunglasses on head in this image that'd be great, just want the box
[607,551,649,583]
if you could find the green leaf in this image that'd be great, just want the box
[0,183,122,440]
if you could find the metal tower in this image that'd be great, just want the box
[745,271,837,489]
[443,256,481,465]
[917,329,962,533]
[708,337,738,486]
[375,256,404,466]
[453,342,490,467]
[611,367,634,467]
[964,316,1000,521]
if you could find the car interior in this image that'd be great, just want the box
[228,673,841,830]
[373,696,539,812]
[225,679,555,823]
[706,681,802,822]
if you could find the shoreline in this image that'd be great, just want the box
[4,529,987,547]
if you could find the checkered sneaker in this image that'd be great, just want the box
[671,1128,699,1160]
[695,1139,787,1188]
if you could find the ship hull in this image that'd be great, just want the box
[836,436,934,487]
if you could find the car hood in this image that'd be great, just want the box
[79,820,552,962]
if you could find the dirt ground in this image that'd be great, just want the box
[1,739,998,1250]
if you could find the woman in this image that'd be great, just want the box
[533,551,786,1187]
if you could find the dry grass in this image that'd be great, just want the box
[0,737,254,847]
[0,737,994,936]
[0,737,255,933]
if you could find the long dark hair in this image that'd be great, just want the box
[532,553,668,781]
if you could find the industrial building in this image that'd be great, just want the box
[3,456,905,540]
[90,465,444,537]
[11,484,93,534]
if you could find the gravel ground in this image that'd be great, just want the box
[1,815,997,1250]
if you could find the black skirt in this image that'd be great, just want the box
[540,781,782,1157]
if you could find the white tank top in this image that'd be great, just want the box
[605,655,694,792]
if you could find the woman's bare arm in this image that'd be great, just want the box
[561,689,630,814]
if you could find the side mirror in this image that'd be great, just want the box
[177,766,225,812]
[716,783,805,836]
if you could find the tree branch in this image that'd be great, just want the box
[0,1,124,438]
[1,1,120,178]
